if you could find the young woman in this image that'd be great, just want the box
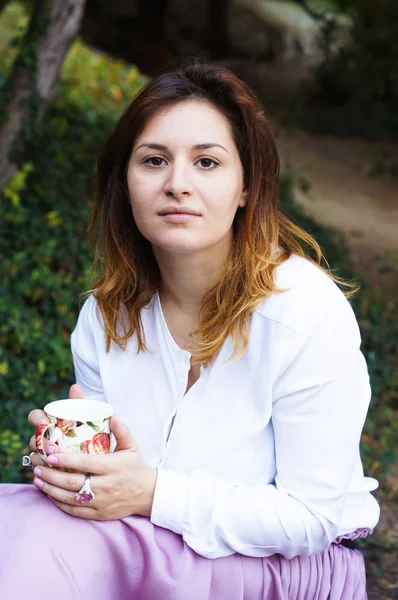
[0,61,379,599]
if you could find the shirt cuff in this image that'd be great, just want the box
[150,468,190,535]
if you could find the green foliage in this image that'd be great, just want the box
[59,40,145,116]
[357,271,398,491]
[0,428,23,482]
[0,33,146,481]
[0,1,29,74]
[300,0,398,139]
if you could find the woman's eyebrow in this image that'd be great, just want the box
[135,143,167,152]
[193,143,229,154]
[135,142,229,154]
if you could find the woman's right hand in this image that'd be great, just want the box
[27,383,84,468]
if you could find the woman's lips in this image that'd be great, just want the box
[158,207,201,223]
[160,213,200,223]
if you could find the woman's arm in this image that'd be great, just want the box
[70,296,104,395]
[150,297,378,559]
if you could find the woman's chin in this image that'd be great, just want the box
[149,229,232,258]
[147,231,211,255]
[152,241,208,256]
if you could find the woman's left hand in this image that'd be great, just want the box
[32,415,158,520]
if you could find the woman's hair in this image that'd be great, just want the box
[88,59,353,363]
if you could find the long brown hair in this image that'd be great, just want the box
[88,60,353,363]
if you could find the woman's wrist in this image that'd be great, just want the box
[138,466,158,518]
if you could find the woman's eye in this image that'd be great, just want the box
[197,157,218,169]
[144,156,166,168]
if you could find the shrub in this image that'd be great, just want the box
[0,33,146,482]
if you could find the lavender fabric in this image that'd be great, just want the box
[0,484,368,600]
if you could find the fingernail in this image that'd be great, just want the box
[33,467,42,478]
[38,419,47,426]
[34,477,44,489]
[47,455,58,465]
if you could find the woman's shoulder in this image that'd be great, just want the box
[72,294,104,338]
[254,255,355,335]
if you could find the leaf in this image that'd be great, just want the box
[86,421,101,432]
[0,362,8,376]
[65,428,77,438]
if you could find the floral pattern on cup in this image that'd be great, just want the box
[80,432,111,454]
[55,418,77,434]
[36,414,112,459]
[36,422,51,454]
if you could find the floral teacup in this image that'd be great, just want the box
[35,398,115,466]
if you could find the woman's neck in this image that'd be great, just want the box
[153,239,230,318]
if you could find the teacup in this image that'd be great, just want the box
[35,398,115,466]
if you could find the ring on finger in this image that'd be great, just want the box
[75,474,95,504]
[22,451,36,470]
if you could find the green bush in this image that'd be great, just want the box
[0,33,146,481]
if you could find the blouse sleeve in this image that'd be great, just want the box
[150,295,373,559]
[70,296,104,396]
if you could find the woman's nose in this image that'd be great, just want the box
[163,164,193,199]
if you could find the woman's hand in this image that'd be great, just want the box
[28,384,84,468]
[31,414,158,521]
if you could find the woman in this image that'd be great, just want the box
[0,61,379,599]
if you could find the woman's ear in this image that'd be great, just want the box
[239,188,248,208]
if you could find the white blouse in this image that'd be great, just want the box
[71,254,380,559]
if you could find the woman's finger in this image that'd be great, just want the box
[33,476,84,507]
[50,498,97,519]
[34,465,86,494]
[69,383,84,399]
[43,451,109,475]
[28,409,48,427]
[33,468,101,513]
[29,432,59,456]
[30,451,47,468]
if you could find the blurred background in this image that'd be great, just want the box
[0,1,396,596]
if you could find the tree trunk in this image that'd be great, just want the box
[0,0,86,192]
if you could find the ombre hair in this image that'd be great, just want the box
[88,60,353,363]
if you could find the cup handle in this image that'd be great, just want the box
[35,422,58,465]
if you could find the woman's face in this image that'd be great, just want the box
[127,100,247,257]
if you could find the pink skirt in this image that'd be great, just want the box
[0,484,369,599]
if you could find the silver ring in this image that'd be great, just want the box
[22,451,36,469]
[75,474,95,504]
